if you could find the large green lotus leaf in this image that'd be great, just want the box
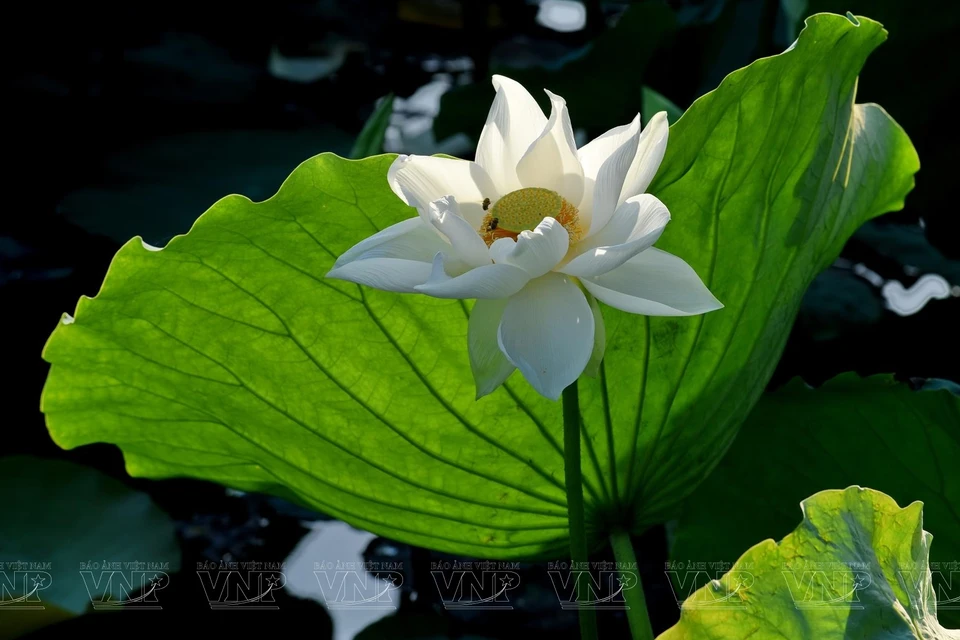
[41,13,917,559]
[575,12,918,530]
[659,487,959,639]
[0,456,181,617]
[670,374,960,627]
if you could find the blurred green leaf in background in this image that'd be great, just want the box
[0,457,180,638]
[350,94,395,159]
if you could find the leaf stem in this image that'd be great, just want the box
[562,380,598,640]
[609,529,654,640]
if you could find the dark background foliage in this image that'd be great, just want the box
[2,1,957,637]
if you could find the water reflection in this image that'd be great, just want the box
[284,521,398,640]
[882,273,955,317]
[536,0,588,33]
[834,257,957,317]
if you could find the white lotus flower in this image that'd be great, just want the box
[327,75,722,400]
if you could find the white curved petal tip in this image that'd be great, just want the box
[582,248,724,316]
[516,88,584,205]
[617,111,669,206]
[325,258,433,293]
[331,217,440,269]
[387,154,411,201]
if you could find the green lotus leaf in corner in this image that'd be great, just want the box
[670,373,960,627]
[660,487,960,639]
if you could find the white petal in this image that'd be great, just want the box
[326,258,433,293]
[583,293,606,378]
[581,248,723,316]
[389,154,498,227]
[497,273,594,400]
[468,298,515,399]
[426,196,490,269]
[618,111,669,208]
[475,75,547,194]
[332,218,446,269]
[415,252,530,299]
[488,217,569,278]
[516,90,584,206]
[577,114,641,235]
[560,194,670,278]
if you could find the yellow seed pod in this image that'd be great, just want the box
[490,188,565,233]
[479,187,583,246]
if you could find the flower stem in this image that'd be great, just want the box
[562,380,598,640]
[609,529,654,640]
